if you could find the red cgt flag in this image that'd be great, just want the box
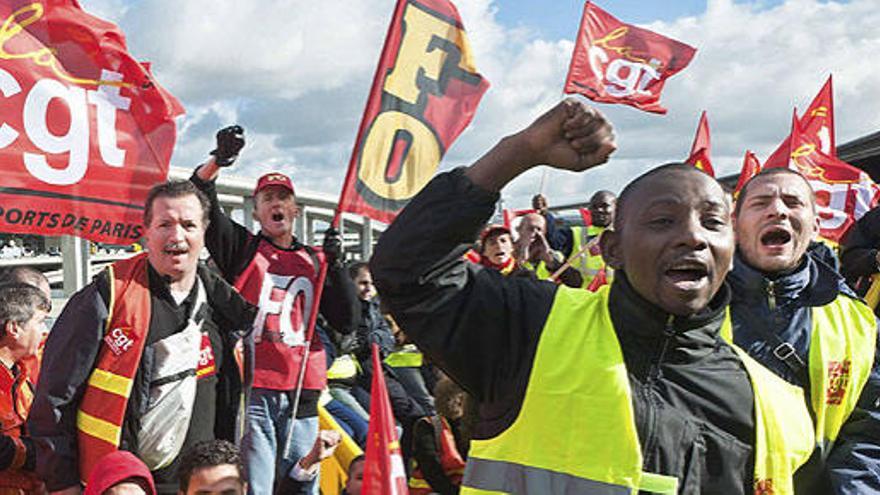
[734,150,761,195]
[685,110,714,176]
[336,0,489,225]
[0,1,183,244]
[766,117,879,243]
[564,1,696,114]
[362,344,409,494]
[764,76,835,169]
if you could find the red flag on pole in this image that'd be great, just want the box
[336,0,489,225]
[734,150,761,195]
[771,118,879,243]
[0,1,183,244]
[764,76,835,168]
[684,111,714,176]
[362,344,409,494]
[564,1,696,114]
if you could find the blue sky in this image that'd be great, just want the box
[83,0,878,210]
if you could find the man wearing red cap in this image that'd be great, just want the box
[191,126,358,495]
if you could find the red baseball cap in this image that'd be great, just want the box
[480,224,510,243]
[254,172,295,197]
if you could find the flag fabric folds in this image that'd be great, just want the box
[564,1,696,114]
[734,150,761,195]
[336,0,489,225]
[0,1,183,244]
[685,111,714,176]
[362,344,410,494]
[764,75,835,169]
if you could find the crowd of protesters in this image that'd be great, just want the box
[0,98,878,495]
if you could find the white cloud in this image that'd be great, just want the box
[80,0,880,211]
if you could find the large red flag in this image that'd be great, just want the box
[734,150,761,195]
[684,111,714,176]
[336,0,489,225]
[764,76,835,168]
[0,1,183,244]
[768,119,879,243]
[362,344,409,494]
[564,1,696,114]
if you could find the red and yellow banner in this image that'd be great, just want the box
[734,150,761,195]
[0,1,183,244]
[337,0,489,224]
[564,1,696,114]
[764,75,835,169]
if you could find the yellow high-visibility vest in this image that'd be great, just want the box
[570,225,609,288]
[462,286,814,495]
[722,294,877,458]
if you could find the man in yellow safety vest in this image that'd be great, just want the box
[372,99,817,494]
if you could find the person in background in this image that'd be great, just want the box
[0,283,50,494]
[176,440,245,495]
[84,451,156,495]
[513,213,582,288]
[342,455,364,495]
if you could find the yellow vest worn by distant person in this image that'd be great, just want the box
[570,225,608,288]
[462,286,815,495]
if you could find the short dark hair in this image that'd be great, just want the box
[734,167,816,216]
[177,439,244,492]
[347,261,369,280]
[144,180,211,227]
[614,163,716,231]
[348,454,365,476]
[589,190,616,205]
[0,283,50,337]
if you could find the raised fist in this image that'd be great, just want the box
[210,125,245,167]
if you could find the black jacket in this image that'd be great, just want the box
[371,169,804,494]
[841,206,880,294]
[29,263,255,492]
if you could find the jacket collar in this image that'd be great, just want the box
[728,251,843,306]
[608,271,730,365]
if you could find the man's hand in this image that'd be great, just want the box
[299,430,343,471]
[521,98,616,171]
[465,98,616,192]
[210,125,245,167]
[323,227,343,266]
[528,232,554,264]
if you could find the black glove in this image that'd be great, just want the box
[323,227,343,266]
[210,125,245,167]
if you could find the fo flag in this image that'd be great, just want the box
[564,2,696,114]
[337,0,489,224]
[362,344,409,494]
[767,117,879,243]
[764,76,835,169]
[685,111,714,176]
[0,1,183,244]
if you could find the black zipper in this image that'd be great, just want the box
[642,315,676,464]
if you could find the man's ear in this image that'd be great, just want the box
[600,230,623,270]
[810,212,821,241]
[3,321,18,340]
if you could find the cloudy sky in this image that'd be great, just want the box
[80,0,880,212]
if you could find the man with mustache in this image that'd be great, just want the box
[30,181,256,494]
[191,127,359,495]
[371,99,816,494]
[729,167,880,493]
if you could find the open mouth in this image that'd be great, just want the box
[271,212,284,222]
[664,260,709,289]
[164,243,189,256]
[760,227,792,247]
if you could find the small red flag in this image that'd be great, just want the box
[734,150,761,195]
[579,208,592,227]
[362,344,409,494]
[564,2,696,114]
[586,266,608,292]
[336,0,489,225]
[684,111,714,176]
[764,76,835,168]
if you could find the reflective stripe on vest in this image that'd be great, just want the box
[722,295,876,456]
[77,253,151,484]
[462,286,814,495]
[327,354,359,380]
[385,345,424,368]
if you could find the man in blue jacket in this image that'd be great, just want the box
[730,166,880,493]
